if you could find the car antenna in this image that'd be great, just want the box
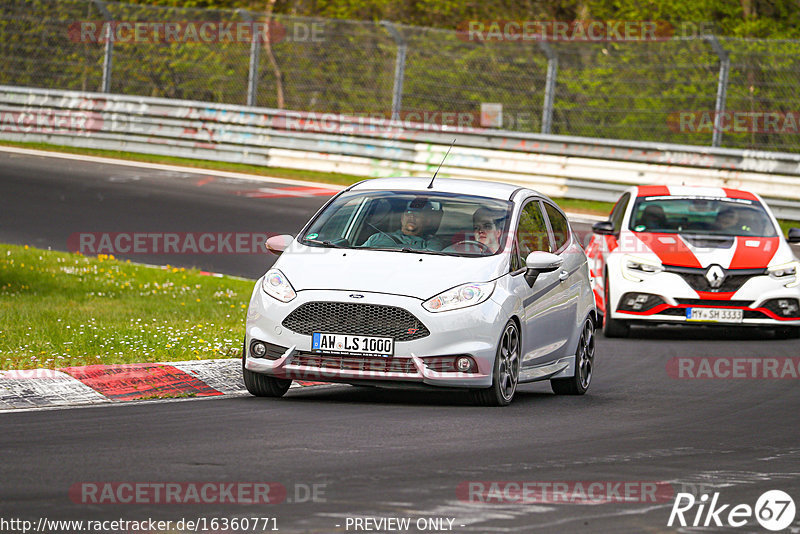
[427,139,456,189]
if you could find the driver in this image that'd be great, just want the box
[472,207,505,253]
[361,199,443,250]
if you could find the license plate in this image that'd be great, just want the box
[686,308,743,323]
[311,333,394,356]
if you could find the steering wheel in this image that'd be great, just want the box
[446,240,493,254]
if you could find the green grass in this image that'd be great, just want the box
[0,244,255,370]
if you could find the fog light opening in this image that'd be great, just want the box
[251,341,267,358]
[456,356,474,372]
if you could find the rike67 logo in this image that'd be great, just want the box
[668,490,796,531]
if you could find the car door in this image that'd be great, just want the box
[507,199,568,371]
[542,201,582,357]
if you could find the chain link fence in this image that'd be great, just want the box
[3,0,800,152]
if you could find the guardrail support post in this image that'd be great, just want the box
[706,35,730,148]
[90,0,113,93]
[238,9,260,107]
[381,21,407,121]
[537,41,558,135]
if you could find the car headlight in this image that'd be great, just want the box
[261,269,296,302]
[622,255,664,282]
[422,281,495,312]
[768,261,800,288]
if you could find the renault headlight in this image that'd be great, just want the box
[768,261,800,288]
[422,281,495,312]
[261,269,297,302]
[622,255,664,282]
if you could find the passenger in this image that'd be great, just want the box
[472,207,505,253]
[713,208,740,232]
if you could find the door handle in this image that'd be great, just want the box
[558,270,569,282]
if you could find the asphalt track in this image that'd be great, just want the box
[2,149,800,533]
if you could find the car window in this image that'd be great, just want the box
[544,203,570,252]
[516,200,551,264]
[628,196,778,237]
[299,190,514,257]
[610,192,631,233]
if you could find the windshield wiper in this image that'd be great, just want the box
[303,238,345,248]
[400,247,459,256]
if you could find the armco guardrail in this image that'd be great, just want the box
[1,85,800,220]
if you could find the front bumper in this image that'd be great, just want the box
[607,269,800,326]
[244,287,507,388]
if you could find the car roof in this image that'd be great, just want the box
[632,185,762,202]
[348,177,534,201]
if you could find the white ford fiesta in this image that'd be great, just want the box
[243,177,596,405]
[587,185,800,338]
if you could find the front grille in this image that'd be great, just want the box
[675,299,754,307]
[282,302,430,341]
[292,353,417,374]
[665,266,765,293]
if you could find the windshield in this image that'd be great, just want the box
[628,195,778,237]
[300,190,514,257]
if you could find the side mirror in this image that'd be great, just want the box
[788,228,800,243]
[265,234,294,255]
[524,251,564,286]
[592,220,615,235]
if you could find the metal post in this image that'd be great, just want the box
[91,0,113,93]
[706,35,730,148]
[381,21,407,121]
[537,40,558,135]
[238,9,260,107]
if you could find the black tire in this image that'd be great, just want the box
[602,272,629,338]
[774,326,800,339]
[552,317,595,395]
[472,320,520,407]
[242,343,292,397]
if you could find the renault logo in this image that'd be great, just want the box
[705,265,726,289]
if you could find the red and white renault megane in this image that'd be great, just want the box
[586,185,800,337]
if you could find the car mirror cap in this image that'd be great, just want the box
[592,220,615,235]
[525,251,564,273]
[265,234,294,255]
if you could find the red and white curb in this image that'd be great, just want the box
[0,359,322,411]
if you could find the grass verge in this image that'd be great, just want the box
[0,243,254,370]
